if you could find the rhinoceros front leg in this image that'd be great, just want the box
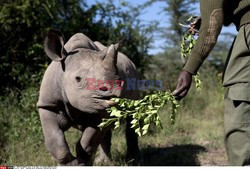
[76,126,106,165]
[39,108,78,165]
[94,130,112,164]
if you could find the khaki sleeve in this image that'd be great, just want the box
[183,0,224,75]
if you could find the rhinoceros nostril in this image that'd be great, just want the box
[99,86,109,91]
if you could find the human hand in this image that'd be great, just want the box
[172,70,192,100]
[188,16,201,35]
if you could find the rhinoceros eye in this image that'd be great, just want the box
[75,76,82,83]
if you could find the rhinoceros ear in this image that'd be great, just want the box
[44,29,67,62]
[94,41,107,51]
[113,43,119,50]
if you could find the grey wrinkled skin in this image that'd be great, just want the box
[37,29,141,166]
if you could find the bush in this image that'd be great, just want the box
[0,86,44,164]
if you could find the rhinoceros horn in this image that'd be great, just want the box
[102,43,119,69]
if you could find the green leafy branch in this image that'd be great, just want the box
[98,16,203,137]
[180,17,202,91]
[99,91,179,137]
[180,32,196,59]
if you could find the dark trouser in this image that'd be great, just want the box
[224,87,250,165]
[223,24,250,165]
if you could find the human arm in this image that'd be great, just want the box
[173,0,224,99]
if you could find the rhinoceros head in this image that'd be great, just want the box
[44,29,123,113]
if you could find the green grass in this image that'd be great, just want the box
[0,77,227,166]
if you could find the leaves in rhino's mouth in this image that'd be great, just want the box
[98,91,179,137]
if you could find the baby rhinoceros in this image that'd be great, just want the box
[37,29,141,165]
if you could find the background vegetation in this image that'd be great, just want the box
[0,0,235,166]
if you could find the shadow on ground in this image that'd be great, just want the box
[141,144,206,166]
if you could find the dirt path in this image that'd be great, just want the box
[199,147,228,166]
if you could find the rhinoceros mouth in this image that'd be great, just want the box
[102,96,113,100]
[92,95,113,100]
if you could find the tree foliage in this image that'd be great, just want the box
[164,0,198,46]
[0,0,154,92]
[143,0,198,47]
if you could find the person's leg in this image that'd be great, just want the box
[223,22,250,165]
[224,88,250,165]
